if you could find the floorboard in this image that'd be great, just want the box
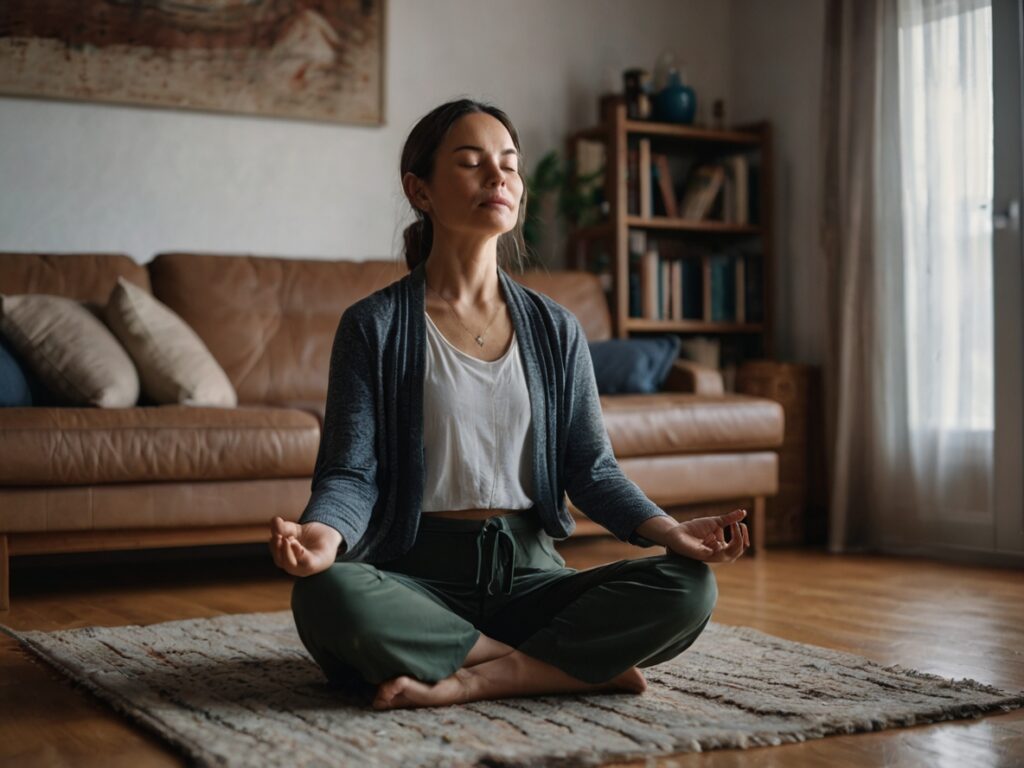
[1,541,1021,767]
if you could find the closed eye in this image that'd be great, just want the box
[461,163,518,172]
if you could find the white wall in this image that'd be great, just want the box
[0,0,732,269]
[730,0,827,367]
[0,0,826,365]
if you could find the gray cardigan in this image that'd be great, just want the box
[298,259,669,562]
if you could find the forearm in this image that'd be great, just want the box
[633,514,680,547]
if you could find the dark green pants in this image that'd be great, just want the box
[291,510,717,692]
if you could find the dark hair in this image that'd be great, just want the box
[400,99,531,273]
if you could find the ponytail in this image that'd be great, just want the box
[403,217,433,271]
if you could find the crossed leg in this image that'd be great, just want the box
[371,634,646,710]
[293,554,711,711]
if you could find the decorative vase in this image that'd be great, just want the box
[654,70,696,125]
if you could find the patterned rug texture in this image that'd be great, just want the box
[5,611,1023,768]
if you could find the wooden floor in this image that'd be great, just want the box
[1,540,1022,767]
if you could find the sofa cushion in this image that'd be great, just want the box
[0,294,140,408]
[588,336,681,394]
[0,405,320,486]
[599,393,785,457]
[0,335,34,406]
[104,276,238,407]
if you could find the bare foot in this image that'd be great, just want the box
[372,668,474,710]
[372,664,646,710]
[609,665,647,694]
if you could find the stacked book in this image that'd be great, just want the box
[628,231,763,324]
[626,141,755,224]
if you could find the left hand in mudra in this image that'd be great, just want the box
[637,508,750,563]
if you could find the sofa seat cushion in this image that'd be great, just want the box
[599,393,785,457]
[0,406,319,486]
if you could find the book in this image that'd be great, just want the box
[717,155,750,224]
[680,164,726,220]
[641,243,660,320]
[654,154,678,218]
[627,229,647,318]
[735,253,746,323]
[744,252,764,322]
[720,172,735,222]
[670,259,683,320]
[709,253,736,322]
[639,139,652,218]
[681,258,702,319]
[660,258,671,319]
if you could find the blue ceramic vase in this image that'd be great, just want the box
[654,70,696,125]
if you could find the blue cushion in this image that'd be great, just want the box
[0,334,34,406]
[587,336,681,395]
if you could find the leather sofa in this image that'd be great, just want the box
[0,252,784,609]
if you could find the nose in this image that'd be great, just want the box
[485,167,507,188]
[483,157,512,187]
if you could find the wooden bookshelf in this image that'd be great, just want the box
[565,96,775,375]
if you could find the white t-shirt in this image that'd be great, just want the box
[421,310,534,512]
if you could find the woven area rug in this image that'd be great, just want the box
[4,612,1022,768]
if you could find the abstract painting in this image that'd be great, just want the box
[0,0,386,125]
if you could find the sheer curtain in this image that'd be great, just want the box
[823,0,995,553]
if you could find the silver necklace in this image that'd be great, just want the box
[426,282,502,347]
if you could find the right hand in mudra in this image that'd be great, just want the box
[268,517,343,577]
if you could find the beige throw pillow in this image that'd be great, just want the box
[104,276,237,407]
[0,293,140,407]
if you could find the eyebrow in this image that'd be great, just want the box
[452,145,519,156]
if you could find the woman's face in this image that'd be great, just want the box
[409,112,524,238]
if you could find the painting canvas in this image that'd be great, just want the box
[0,0,386,125]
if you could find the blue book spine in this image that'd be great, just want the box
[682,259,701,319]
[710,255,737,322]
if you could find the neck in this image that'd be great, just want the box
[423,239,501,309]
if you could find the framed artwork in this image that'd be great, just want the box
[0,0,386,126]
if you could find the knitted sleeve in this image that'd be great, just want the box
[561,314,669,545]
[298,305,380,554]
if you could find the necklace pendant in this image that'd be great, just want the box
[475,335,485,347]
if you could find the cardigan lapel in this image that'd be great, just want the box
[498,266,552,519]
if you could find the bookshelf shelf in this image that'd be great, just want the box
[625,216,761,235]
[626,319,765,333]
[565,96,775,378]
[623,120,761,145]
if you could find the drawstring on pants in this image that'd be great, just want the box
[474,516,518,595]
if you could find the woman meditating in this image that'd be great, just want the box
[269,98,749,711]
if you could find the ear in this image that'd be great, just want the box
[402,171,430,213]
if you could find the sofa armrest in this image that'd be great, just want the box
[661,358,725,395]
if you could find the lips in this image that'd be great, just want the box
[481,196,513,209]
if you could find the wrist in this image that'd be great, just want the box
[305,521,345,553]
[634,514,679,547]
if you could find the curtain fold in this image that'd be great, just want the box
[821,0,995,554]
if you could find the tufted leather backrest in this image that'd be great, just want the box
[0,252,151,310]
[512,269,612,341]
[148,252,407,406]
[147,253,615,406]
